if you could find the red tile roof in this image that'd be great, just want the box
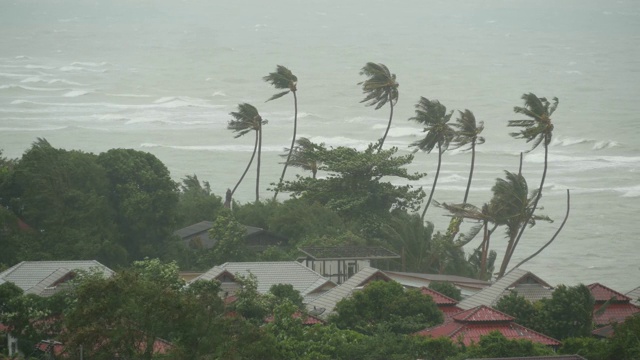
[452,305,514,322]
[415,305,560,347]
[421,287,459,305]
[593,303,640,326]
[587,283,631,302]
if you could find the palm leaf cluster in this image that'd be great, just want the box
[279,137,325,179]
[509,93,558,151]
[359,62,398,110]
[409,97,456,153]
[228,103,266,138]
[263,65,297,102]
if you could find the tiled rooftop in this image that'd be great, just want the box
[626,285,640,306]
[588,283,631,302]
[420,287,459,305]
[593,303,640,326]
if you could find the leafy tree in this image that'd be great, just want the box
[506,93,559,274]
[280,144,425,238]
[8,139,123,264]
[459,331,553,359]
[228,103,268,203]
[330,280,442,334]
[359,62,399,152]
[537,284,594,340]
[381,211,433,273]
[559,337,609,360]
[176,174,223,228]
[494,291,539,330]
[98,148,179,261]
[269,198,346,245]
[264,65,299,201]
[231,273,272,324]
[208,210,252,264]
[409,97,456,220]
[269,284,304,309]
[608,314,640,360]
[428,281,462,301]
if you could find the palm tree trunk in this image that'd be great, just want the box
[463,141,476,204]
[421,143,442,221]
[256,122,263,202]
[273,91,297,201]
[480,221,489,277]
[377,100,394,153]
[230,131,258,197]
[497,141,549,278]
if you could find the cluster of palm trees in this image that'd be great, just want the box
[224,63,564,280]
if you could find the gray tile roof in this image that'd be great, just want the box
[626,286,640,306]
[458,268,552,310]
[384,271,490,298]
[0,260,114,295]
[190,261,335,298]
[174,221,214,239]
[306,267,391,318]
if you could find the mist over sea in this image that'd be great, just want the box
[1,0,639,291]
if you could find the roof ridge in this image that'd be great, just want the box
[0,261,25,279]
[588,282,631,301]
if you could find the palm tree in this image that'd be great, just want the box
[264,65,298,200]
[490,171,552,278]
[451,109,485,204]
[279,137,325,180]
[504,93,558,276]
[409,97,456,220]
[227,103,268,203]
[359,62,399,152]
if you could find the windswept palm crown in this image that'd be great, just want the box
[451,110,485,151]
[279,137,325,179]
[508,93,558,151]
[264,65,299,200]
[227,103,268,201]
[359,62,399,151]
[263,65,297,101]
[409,97,456,219]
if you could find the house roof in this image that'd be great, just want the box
[593,303,640,326]
[306,267,392,318]
[174,220,214,238]
[190,261,335,299]
[421,287,459,305]
[0,261,114,295]
[298,246,400,260]
[384,271,489,298]
[588,283,631,302]
[626,286,640,306]
[458,268,552,310]
[174,222,286,249]
[415,305,560,347]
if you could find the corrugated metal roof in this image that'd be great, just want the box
[306,267,391,318]
[299,246,400,260]
[626,285,640,306]
[0,260,114,293]
[458,268,552,310]
[190,262,335,298]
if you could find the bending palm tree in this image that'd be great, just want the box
[227,103,268,203]
[410,97,456,220]
[491,171,552,278]
[359,62,399,152]
[279,137,325,179]
[502,93,558,276]
[451,109,485,204]
[264,65,298,200]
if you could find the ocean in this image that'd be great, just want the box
[1,0,639,292]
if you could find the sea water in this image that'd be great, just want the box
[1,0,639,291]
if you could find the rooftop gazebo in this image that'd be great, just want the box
[298,246,400,284]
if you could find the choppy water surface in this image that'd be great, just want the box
[1,0,639,291]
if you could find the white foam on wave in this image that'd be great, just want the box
[63,90,92,97]
[7,97,224,111]
[0,84,66,92]
[345,115,382,123]
[370,125,420,138]
[21,76,84,86]
[0,126,68,132]
[140,143,282,152]
[106,93,151,98]
[15,55,31,60]
[306,135,372,150]
[0,72,33,78]
[71,61,109,67]
[592,140,619,150]
[621,185,640,198]
[551,137,591,147]
[211,91,227,97]
[438,174,468,184]
[59,65,107,73]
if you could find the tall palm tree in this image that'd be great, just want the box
[451,109,485,204]
[279,137,325,180]
[490,171,551,278]
[409,97,456,220]
[227,103,267,203]
[264,65,298,200]
[505,93,558,276]
[359,62,399,152]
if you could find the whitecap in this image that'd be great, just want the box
[106,93,151,98]
[438,174,468,184]
[593,140,619,150]
[14,55,31,60]
[621,185,640,198]
[0,84,66,92]
[71,61,109,67]
[59,65,83,72]
[139,143,282,152]
[63,90,91,97]
[0,126,67,132]
[211,91,227,97]
[550,137,590,147]
[10,99,30,105]
[25,64,55,70]
[0,72,33,78]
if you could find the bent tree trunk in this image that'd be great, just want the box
[421,142,442,221]
[378,100,394,153]
[256,122,263,202]
[231,131,259,198]
[273,91,298,200]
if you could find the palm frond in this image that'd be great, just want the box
[266,90,290,102]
